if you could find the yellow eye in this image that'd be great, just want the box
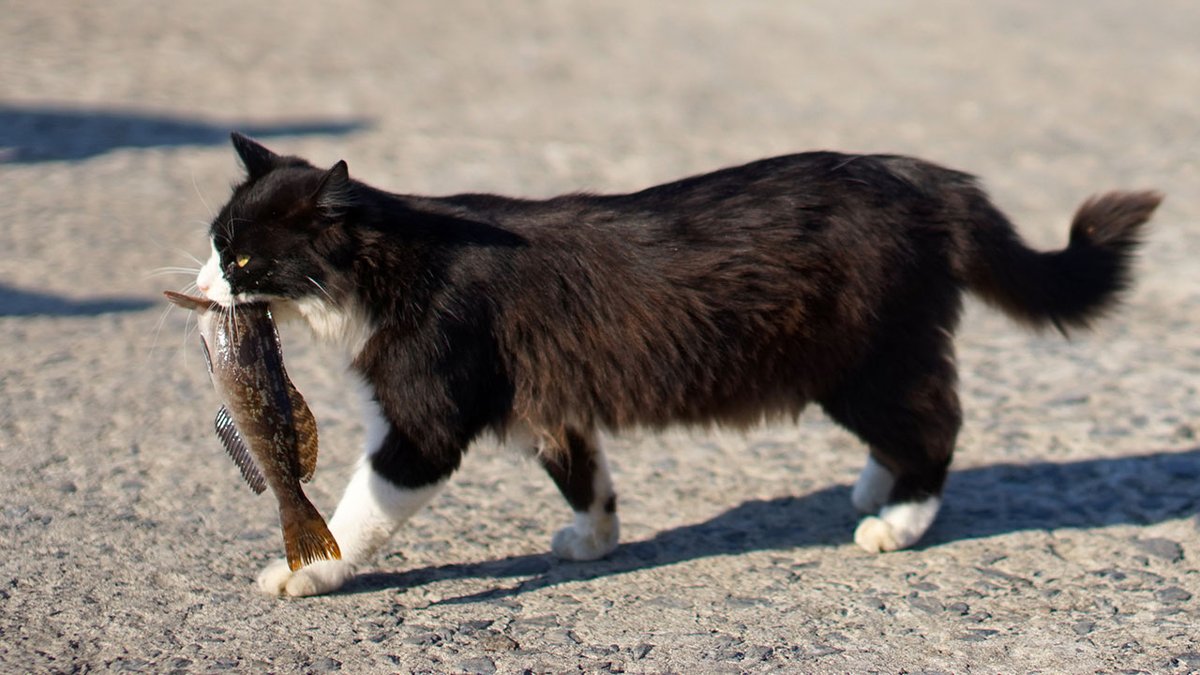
[236,254,250,268]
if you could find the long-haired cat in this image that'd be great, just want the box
[194,133,1160,596]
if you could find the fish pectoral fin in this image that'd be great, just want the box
[286,379,320,483]
[214,405,268,495]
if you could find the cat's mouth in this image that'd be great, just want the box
[201,287,274,310]
[199,290,318,326]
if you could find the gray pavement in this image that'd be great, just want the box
[2,1,1199,672]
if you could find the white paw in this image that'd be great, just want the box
[551,514,619,561]
[854,516,901,552]
[256,558,356,597]
[854,497,941,554]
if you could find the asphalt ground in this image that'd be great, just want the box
[2,2,1198,672]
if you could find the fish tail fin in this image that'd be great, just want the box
[281,501,342,572]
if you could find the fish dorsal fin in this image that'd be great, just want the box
[214,405,267,495]
[286,378,319,483]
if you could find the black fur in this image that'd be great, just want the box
[540,429,604,513]
[210,132,1161,533]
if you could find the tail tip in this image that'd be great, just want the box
[1072,190,1164,244]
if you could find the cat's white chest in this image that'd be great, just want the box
[292,297,375,357]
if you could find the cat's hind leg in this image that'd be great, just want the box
[821,328,961,553]
[851,453,895,514]
[536,428,620,561]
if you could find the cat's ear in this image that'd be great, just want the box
[230,132,278,179]
[311,160,353,217]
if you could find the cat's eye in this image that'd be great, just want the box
[236,254,251,268]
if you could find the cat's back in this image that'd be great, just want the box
[441,151,972,241]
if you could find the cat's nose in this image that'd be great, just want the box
[197,279,210,294]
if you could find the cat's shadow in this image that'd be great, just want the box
[345,446,1200,603]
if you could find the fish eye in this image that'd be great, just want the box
[236,254,251,268]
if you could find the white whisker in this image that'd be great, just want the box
[226,205,241,240]
[147,280,201,367]
[174,247,205,267]
[182,308,200,368]
[306,276,335,302]
[147,240,207,275]
[143,266,202,281]
[228,294,240,344]
[147,304,175,361]
[191,170,215,219]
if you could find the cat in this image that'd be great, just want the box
[194,132,1161,596]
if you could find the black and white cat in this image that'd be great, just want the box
[195,133,1160,596]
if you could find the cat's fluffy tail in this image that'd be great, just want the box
[961,190,1163,334]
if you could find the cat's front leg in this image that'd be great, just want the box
[258,392,459,597]
[257,460,448,596]
[537,428,620,561]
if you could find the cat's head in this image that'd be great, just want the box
[197,133,354,309]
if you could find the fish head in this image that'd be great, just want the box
[163,290,217,313]
[163,291,225,373]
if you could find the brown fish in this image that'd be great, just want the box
[164,290,341,571]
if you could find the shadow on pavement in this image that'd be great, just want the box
[0,103,368,163]
[0,282,155,317]
[348,446,1200,602]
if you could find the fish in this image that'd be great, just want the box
[164,290,341,571]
